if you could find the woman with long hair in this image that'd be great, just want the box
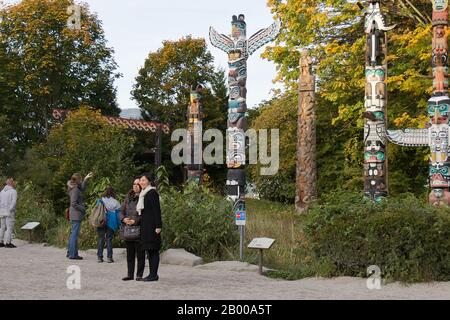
[120,178,145,281]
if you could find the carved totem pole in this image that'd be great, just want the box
[295,50,316,213]
[362,1,395,203]
[186,85,204,183]
[209,15,281,259]
[387,1,450,205]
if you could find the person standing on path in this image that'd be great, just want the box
[137,173,162,282]
[97,187,121,263]
[0,178,18,248]
[67,172,93,260]
[120,178,145,281]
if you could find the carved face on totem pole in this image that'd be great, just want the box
[429,161,450,188]
[433,0,448,11]
[428,96,450,124]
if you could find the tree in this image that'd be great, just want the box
[131,36,227,130]
[132,36,228,187]
[0,0,121,170]
[257,0,433,197]
[16,107,138,213]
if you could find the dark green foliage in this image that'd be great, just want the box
[303,191,450,282]
[158,171,239,259]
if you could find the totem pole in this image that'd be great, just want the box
[209,15,281,260]
[362,1,395,203]
[387,1,450,206]
[295,50,316,213]
[186,85,204,183]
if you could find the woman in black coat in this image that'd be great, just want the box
[137,173,162,282]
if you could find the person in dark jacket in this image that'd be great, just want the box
[67,172,93,260]
[120,178,145,281]
[137,173,162,282]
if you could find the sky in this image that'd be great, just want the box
[4,0,282,110]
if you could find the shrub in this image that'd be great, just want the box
[157,165,238,260]
[13,181,60,243]
[15,107,139,215]
[303,191,450,282]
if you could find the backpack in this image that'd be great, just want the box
[89,200,106,227]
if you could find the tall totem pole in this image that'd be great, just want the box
[387,1,450,205]
[295,50,316,213]
[186,85,204,183]
[209,15,281,259]
[362,1,395,203]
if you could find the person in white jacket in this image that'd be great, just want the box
[0,178,18,248]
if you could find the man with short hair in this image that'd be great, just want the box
[0,178,18,248]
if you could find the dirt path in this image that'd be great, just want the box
[0,240,449,300]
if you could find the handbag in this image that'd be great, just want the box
[120,224,141,241]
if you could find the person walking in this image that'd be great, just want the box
[137,173,162,282]
[0,178,18,248]
[67,172,93,260]
[120,178,145,281]
[97,187,121,263]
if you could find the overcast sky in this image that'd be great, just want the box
[4,0,281,110]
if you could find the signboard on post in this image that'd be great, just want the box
[235,210,246,226]
[21,222,40,244]
[248,237,276,275]
[248,237,275,250]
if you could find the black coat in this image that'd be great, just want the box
[140,189,162,250]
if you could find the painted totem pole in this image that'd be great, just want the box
[186,85,204,183]
[209,15,281,259]
[295,50,316,213]
[387,1,450,205]
[362,1,395,203]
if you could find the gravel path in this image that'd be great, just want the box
[0,240,449,300]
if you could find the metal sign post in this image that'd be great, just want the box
[235,202,246,261]
[248,237,275,275]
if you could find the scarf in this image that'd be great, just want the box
[136,185,156,216]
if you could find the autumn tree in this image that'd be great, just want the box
[0,0,121,171]
[16,107,138,212]
[131,36,227,130]
[252,0,434,200]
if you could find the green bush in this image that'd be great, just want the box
[252,172,296,204]
[155,165,238,260]
[303,191,450,282]
[14,180,61,243]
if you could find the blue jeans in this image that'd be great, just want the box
[68,220,81,258]
[97,226,114,258]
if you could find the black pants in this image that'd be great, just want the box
[126,241,145,278]
[144,249,160,278]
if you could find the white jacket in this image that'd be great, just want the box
[0,185,17,218]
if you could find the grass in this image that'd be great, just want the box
[228,198,317,280]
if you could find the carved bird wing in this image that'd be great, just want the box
[386,128,429,147]
[247,20,282,56]
[209,27,233,53]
